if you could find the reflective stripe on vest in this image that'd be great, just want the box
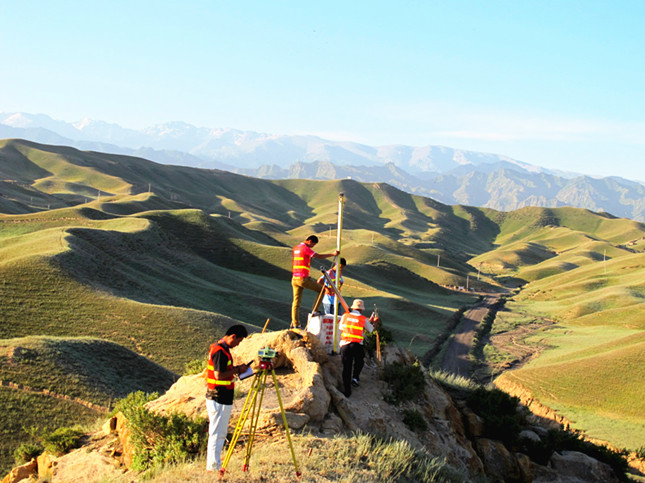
[292,243,313,278]
[206,342,235,390]
[340,313,366,343]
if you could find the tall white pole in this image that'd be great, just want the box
[333,193,345,353]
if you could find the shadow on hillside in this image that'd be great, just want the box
[55,223,294,326]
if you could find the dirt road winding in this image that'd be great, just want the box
[441,296,499,377]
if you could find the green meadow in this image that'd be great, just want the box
[481,215,645,450]
[1,137,645,467]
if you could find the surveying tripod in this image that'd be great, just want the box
[220,348,301,477]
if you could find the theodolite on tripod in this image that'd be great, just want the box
[220,347,301,477]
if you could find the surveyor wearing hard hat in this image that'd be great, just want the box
[291,235,339,328]
[339,298,379,397]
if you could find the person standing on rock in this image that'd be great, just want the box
[317,258,346,315]
[339,299,378,397]
[205,324,249,473]
[291,235,339,328]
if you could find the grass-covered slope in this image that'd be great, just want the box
[3,138,645,452]
[0,336,178,406]
[0,336,179,475]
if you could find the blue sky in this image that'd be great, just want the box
[2,1,644,180]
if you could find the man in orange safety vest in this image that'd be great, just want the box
[291,235,339,328]
[205,324,249,473]
[339,299,379,397]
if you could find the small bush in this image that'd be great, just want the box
[364,325,393,357]
[466,386,524,445]
[13,442,43,464]
[402,409,428,432]
[41,426,85,456]
[521,429,629,480]
[635,446,645,459]
[381,362,425,405]
[183,358,206,376]
[114,391,207,472]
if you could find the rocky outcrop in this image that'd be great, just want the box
[3,329,635,482]
[0,459,36,483]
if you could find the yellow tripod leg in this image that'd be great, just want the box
[243,369,268,472]
[271,369,302,477]
[221,371,262,472]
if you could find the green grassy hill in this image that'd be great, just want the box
[476,210,645,450]
[0,336,178,474]
[2,137,645,456]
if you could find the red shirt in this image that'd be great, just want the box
[292,242,316,278]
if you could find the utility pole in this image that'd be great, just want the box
[477,263,482,280]
[437,254,441,268]
[604,249,607,274]
[466,275,470,291]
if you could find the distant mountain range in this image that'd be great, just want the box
[2,112,645,221]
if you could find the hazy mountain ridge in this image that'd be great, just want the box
[0,112,544,173]
[2,112,645,221]
[242,161,645,222]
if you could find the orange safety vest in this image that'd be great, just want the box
[323,269,343,295]
[340,312,367,344]
[292,242,314,278]
[206,342,234,390]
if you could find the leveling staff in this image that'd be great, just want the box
[291,235,339,328]
[205,325,249,473]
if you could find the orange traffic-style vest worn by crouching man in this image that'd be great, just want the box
[340,313,368,344]
[292,242,315,278]
[206,341,234,390]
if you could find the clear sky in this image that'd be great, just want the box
[2,1,644,180]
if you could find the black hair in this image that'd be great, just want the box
[306,235,319,244]
[340,257,347,266]
[225,324,248,338]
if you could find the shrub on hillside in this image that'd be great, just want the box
[184,358,206,375]
[13,442,43,465]
[43,426,85,456]
[364,325,393,357]
[25,426,85,456]
[381,362,425,405]
[466,387,525,446]
[402,408,428,432]
[114,390,207,472]
[521,428,629,481]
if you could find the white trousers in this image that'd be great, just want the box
[206,399,233,471]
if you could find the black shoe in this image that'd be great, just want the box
[352,378,359,387]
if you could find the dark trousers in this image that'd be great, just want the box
[341,342,364,397]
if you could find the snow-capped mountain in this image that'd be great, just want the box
[0,112,547,175]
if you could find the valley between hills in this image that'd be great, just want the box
[1,138,644,475]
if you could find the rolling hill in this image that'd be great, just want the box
[1,138,645,461]
[4,112,645,221]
